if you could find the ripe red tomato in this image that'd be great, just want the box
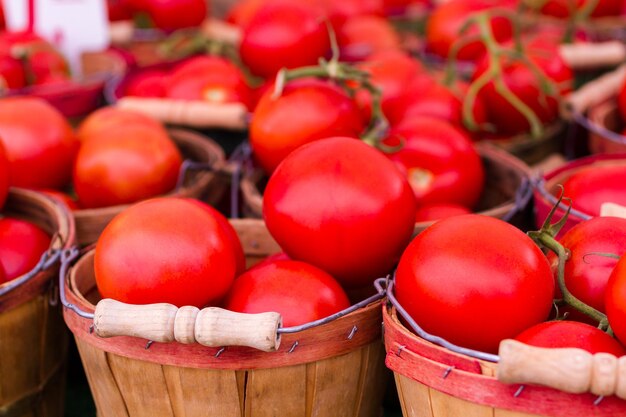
[473,39,573,137]
[0,217,51,281]
[0,141,8,209]
[224,260,350,327]
[0,263,6,285]
[606,253,626,343]
[384,117,485,209]
[137,0,208,32]
[95,198,237,307]
[414,203,471,223]
[124,69,167,98]
[73,124,182,208]
[165,56,253,109]
[549,217,626,313]
[526,0,624,18]
[425,0,513,62]
[336,15,401,62]
[250,78,365,173]
[0,55,25,89]
[263,137,417,288]
[514,321,626,356]
[239,1,330,78]
[562,164,626,217]
[107,0,134,21]
[395,214,554,353]
[77,107,166,142]
[0,97,78,189]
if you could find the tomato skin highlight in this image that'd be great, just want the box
[395,214,554,353]
[263,137,417,288]
[95,198,237,308]
[224,260,350,327]
[0,217,51,281]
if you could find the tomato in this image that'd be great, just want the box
[249,252,291,270]
[107,0,134,21]
[0,97,78,189]
[383,0,428,16]
[414,203,471,223]
[618,78,626,123]
[0,55,25,89]
[425,0,513,62]
[525,0,624,18]
[138,0,208,32]
[0,217,51,281]
[186,199,246,277]
[124,69,167,98]
[73,124,182,208]
[336,15,401,62]
[473,39,573,137]
[514,321,626,356]
[549,217,626,313]
[39,189,79,210]
[384,117,485,209]
[0,142,8,209]
[263,137,416,288]
[606,253,626,343]
[250,78,365,173]
[165,56,253,109]
[224,260,350,326]
[395,214,554,353]
[77,107,166,143]
[95,198,237,307]
[239,1,330,78]
[562,164,626,217]
[0,263,6,285]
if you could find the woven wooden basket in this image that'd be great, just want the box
[62,218,388,417]
[0,188,76,417]
[241,142,532,233]
[73,128,227,246]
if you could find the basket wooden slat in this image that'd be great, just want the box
[62,218,387,417]
[0,188,75,417]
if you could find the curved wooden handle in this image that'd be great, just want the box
[559,41,626,71]
[497,339,626,398]
[116,97,249,130]
[562,64,626,118]
[93,299,282,352]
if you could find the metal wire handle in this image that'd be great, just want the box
[174,159,218,192]
[501,176,534,223]
[228,141,252,219]
[571,110,626,145]
[58,247,93,319]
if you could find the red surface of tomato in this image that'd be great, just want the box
[336,15,401,62]
[0,97,78,189]
[0,55,26,89]
[250,79,365,173]
[95,198,237,307]
[425,0,513,62]
[514,321,626,356]
[618,79,626,122]
[384,117,485,209]
[473,39,573,137]
[0,142,8,209]
[562,164,626,217]
[165,56,253,109]
[548,217,626,313]
[124,69,167,98]
[138,0,208,32]
[0,263,6,285]
[414,203,472,223]
[0,217,51,281]
[526,0,624,18]
[607,254,626,343]
[77,107,166,142]
[224,260,350,327]
[239,2,330,78]
[395,214,554,353]
[263,137,416,288]
[107,0,134,21]
[39,189,79,210]
[73,125,182,208]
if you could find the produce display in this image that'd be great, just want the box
[3,0,626,416]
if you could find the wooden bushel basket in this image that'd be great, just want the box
[61,219,388,417]
[0,188,76,417]
[73,128,227,246]
[383,280,626,417]
[588,100,626,154]
[241,142,533,233]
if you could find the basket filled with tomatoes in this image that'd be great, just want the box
[383,199,626,417]
[0,186,76,417]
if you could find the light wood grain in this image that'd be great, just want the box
[395,373,433,417]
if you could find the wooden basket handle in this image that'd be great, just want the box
[93,298,282,352]
[559,41,626,71]
[497,339,626,398]
[562,64,626,119]
[116,97,249,130]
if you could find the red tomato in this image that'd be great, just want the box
[395,214,554,353]
[425,0,513,62]
[73,125,182,208]
[263,137,417,288]
[124,69,167,98]
[607,253,626,343]
[0,55,25,89]
[473,40,573,137]
[0,263,6,285]
[0,142,8,209]
[336,15,402,62]
[77,107,166,143]
[0,217,51,281]
[95,198,237,307]
[165,56,253,109]
[39,189,79,211]
[0,97,78,189]
[384,117,485,209]
[239,1,330,78]
[526,0,624,18]
[514,321,626,356]
[224,260,350,327]
[107,0,134,21]
[414,203,471,223]
[383,0,428,16]
[549,217,626,313]
[562,164,626,217]
[250,79,365,173]
[139,0,208,32]
[249,252,291,270]
[618,79,626,123]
